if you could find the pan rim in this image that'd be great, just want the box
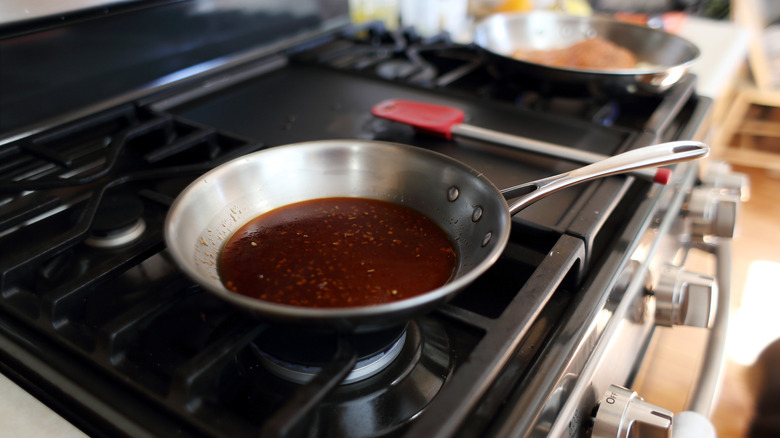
[473,10,700,76]
[164,140,512,325]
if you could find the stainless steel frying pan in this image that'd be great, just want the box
[164,140,708,332]
[472,11,700,96]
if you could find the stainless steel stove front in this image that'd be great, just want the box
[518,158,748,438]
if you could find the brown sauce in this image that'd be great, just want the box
[218,197,457,308]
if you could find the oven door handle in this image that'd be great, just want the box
[589,240,730,438]
[685,238,731,416]
[665,239,731,438]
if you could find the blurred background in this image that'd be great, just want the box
[346,0,780,436]
[346,0,738,39]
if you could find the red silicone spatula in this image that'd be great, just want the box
[371,99,672,184]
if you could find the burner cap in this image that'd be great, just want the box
[85,194,146,248]
[254,332,406,385]
[376,59,437,83]
[252,324,408,384]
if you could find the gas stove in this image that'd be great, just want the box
[0,2,745,437]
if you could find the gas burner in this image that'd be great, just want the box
[254,331,406,385]
[85,217,146,248]
[376,59,420,80]
[513,90,622,126]
[251,324,409,385]
[85,193,147,248]
[375,59,437,83]
[238,320,453,437]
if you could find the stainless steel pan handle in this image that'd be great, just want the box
[500,141,710,215]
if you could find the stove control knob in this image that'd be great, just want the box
[687,186,740,239]
[700,161,750,202]
[591,385,673,438]
[654,264,717,328]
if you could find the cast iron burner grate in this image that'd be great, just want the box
[290,21,694,130]
[0,105,261,289]
[0,101,500,438]
[0,103,264,360]
[291,22,450,86]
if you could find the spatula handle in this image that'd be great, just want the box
[372,99,671,183]
[451,124,668,183]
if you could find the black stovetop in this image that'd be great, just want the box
[0,8,709,438]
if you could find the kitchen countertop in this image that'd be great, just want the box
[677,15,750,100]
[0,374,86,437]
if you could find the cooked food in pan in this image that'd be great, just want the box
[511,37,637,70]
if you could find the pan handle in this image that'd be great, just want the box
[501,141,709,216]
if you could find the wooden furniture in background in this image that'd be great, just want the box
[714,0,780,170]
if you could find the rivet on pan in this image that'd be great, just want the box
[447,186,459,202]
[471,206,483,222]
[481,232,493,247]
